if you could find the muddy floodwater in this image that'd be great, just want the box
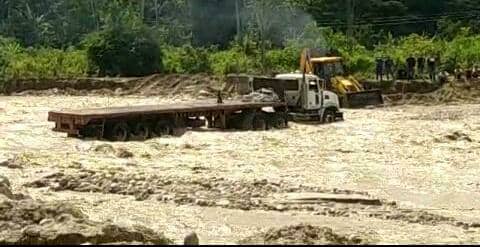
[2,95,480,244]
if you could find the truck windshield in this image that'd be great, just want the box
[308,81,319,92]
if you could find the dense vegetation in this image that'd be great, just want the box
[0,0,479,80]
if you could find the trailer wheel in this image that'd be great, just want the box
[154,120,172,137]
[109,122,130,142]
[133,122,151,140]
[253,114,267,131]
[270,114,287,129]
[240,112,255,130]
[172,117,187,137]
[323,110,335,124]
[274,106,287,113]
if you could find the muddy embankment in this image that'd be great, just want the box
[1,74,224,98]
[4,73,480,107]
[383,81,480,105]
[0,175,173,245]
[0,170,379,245]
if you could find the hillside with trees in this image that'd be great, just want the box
[0,0,479,80]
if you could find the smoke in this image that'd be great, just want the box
[240,0,318,47]
[185,0,321,48]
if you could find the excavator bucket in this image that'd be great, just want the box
[344,89,384,108]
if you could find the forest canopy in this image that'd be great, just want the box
[0,0,479,78]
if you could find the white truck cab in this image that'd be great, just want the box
[275,73,343,123]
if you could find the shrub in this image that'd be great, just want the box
[2,48,88,79]
[444,32,480,71]
[0,36,87,80]
[83,25,162,77]
[208,47,257,75]
[265,45,300,74]
[0,37,22,78]
[347,52,375,79]
[162,45,211,74]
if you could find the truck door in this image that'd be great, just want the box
[307,80,321,110]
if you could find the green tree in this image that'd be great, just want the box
[83,2,162,76]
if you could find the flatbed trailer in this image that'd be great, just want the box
[48,99,288,141]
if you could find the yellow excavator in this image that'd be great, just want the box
[300,48,384,108]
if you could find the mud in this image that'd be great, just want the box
[384,81,480,106]
[25,170,380,208]
[24,169,480,230]
[363,79,440,94]
[0,156,26,169]
[0,177,172,245]
[3,74,223,99]
[0,198,172,245]
[2,93,480,244]
[5,74,479,108]
[240,224,365,245]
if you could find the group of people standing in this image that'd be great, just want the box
[375,57,394,81]
[375,56,438,82]
[455,66,480,81]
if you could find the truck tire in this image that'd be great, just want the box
[323,109,335,124]
[274,106,287,113]
[240,112,255,130]
[133,122,151,140]
[154,120,172,137]
[172,117,187,137]
[108,122,130,142]
[270,114,287,129]
[253,113,267,131]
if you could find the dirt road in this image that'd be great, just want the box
[2,95,480,244]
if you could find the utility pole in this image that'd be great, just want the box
[90,0,98,31]
[234,0,242,75]
[154,0,159,25]
[235,0,241,39]
[346,0,355,49]
[140,0,145,20]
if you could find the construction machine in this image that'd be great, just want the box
[300,48,384,108]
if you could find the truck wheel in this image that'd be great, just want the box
[274,106,287,113]
[323,110,335,124]
[133,122,151,140]
[109,122,130,142]
[253,114,267,131]
[154,120,172,137]
[172,117,187,137]
[240,112,255,130]
[271,115,287,129]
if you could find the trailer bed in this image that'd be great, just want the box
[49,100,284,119]
[48,99,288,141]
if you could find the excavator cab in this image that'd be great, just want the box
[300,48,384,108]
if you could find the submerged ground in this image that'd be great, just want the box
[1,94,480,244]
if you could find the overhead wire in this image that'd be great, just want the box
[139,7,480,29]
[315,12,480,27]
[299,5,480,23]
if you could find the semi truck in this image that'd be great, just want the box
[228,72,344,123]
[48,73,343,142]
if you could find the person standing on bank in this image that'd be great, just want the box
[417,57,425,78]
[385,57,394,81]
[406,56,416,81]
[427,57,436,83]
[376,58,385,81]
